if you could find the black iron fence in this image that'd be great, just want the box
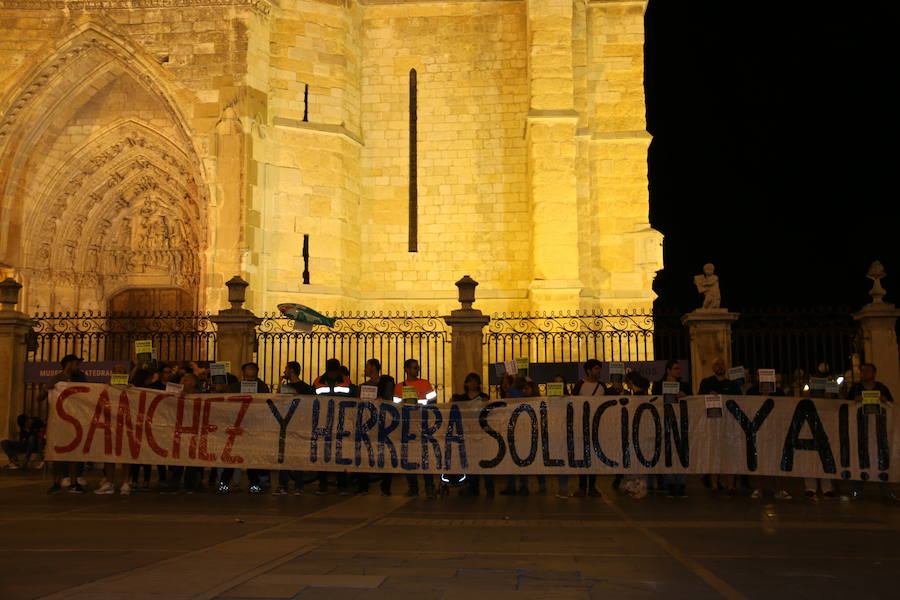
[485,311,656,392]
[731,307,861,393]
[255,312,450,401]
[24,312,216,420]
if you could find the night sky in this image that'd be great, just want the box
[644,2,897,312]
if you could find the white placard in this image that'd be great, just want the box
[165,382,183,394]
[360,385,379,402]
[727,366,745,381]
[241,381,258,395]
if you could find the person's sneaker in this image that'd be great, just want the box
[217,482,230,494]
[404,488,418,497]
[4,461,19,469]
[76,477,87,487]
[94,481,114,495]
[339,489,351,496]
[273,486,288,496]
[47,483,63,494]
[69,483,86,494]
[588,488,602,498]
[31,460,45,470]
[316,487,329,495]
[60,477,71,488]
[803,489,817,500]
[774,490,792,500]
[850,489,862,500]
[120,483,132,496]
[750,489,762,499]
[249,485,263,494]
[555,491,570,499]
[293,487,304,496]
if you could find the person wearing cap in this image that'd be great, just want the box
[43,355,89,494]
[394,358,438,499]
[312,359,355,494]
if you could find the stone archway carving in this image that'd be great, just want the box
[0,18,210,313]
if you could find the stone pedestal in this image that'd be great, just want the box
[682,308,740,394]
[443,276,491,397]
[853,303,900,396]
[209,276,260,374]
[0,278,32,438]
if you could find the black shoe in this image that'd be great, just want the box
[68,484,86,494]
[499,488,517,496]
[47,484,63,494]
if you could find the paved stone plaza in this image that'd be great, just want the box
[1,471,898,600]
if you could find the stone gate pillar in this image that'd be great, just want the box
[443,276,490,397]
[682,308,740,394]
[0,278,32,439]
[210,276,260,373]
[853,261,900,395]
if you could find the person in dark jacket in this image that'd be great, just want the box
[356,359,395,495]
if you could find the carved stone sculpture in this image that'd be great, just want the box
[694,263,721,309]
[867,260,886,304]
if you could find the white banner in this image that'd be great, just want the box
[45,384,899,481]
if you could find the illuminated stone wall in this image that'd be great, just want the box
[0,0,661,317]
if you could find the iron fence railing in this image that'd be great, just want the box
[255,312,450,402]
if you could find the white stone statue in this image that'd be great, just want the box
[867,260,886,304]
[694,263,721,309]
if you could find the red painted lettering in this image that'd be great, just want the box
[115,390,147,459]
[144,394,169,458]
[198,396,223,461]
[221,395,253,465]
[83,389,113,455]
[53,386,90,454]
[172,397,201,459]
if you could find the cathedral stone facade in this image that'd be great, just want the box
[0,0,661,316]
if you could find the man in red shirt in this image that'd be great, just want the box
[394,359,437,498]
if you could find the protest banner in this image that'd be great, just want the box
[45,383,898,481]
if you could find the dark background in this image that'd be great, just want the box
[645,2,897,312]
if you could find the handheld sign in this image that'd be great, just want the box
[705,395,723,418]
[210,362,227,386]
[862,390,882,415]
[240,380,258,395]
[809,377,827,398]
[515,357,529,377]
[546,382,565,397]
[503,360,517,377]
[165,382,183,395]
[494,363,506,378]
[662,381,681,404]
[402,385,418,404]
[360,384,379,402]
[758,369,776,395]
[135,340,153,364]
[727,366,745,384]
[110,373,129,386]
[609,362,625,384]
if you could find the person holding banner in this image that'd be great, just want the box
[240,362,270,393]
[654,360,690,498]
[165,373,206,494]
[697,358,744,494]
[571,359,608,498]
[44,354,89,494]
[313,359,356,495]
[848,363,895,502]
[357,359,396,496]
[394,359,438,499]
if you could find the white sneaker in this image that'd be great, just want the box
[61,477,71,487]
[31,461,45,470]
[774,490,792,500]
[94,482,114,495]
[77,476,87,486]
[120,483,132,496]
[4,462,19,469]
[750,489,762,499]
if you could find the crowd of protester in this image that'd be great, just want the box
[3,354,895,503]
